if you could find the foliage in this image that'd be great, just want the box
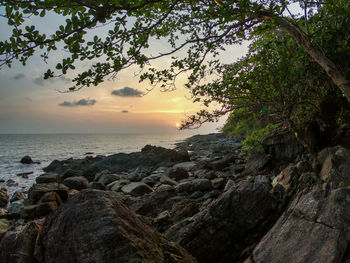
[241,123,278,153]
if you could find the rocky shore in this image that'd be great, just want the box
[1,131,350,263]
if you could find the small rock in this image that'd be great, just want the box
[195,169,216,180]
[121,182,154,196]
[6,179,18,187]
[20,155,34,164]
[176,181,192,193]
[0,188,9,207]
[253,175,270,185]
[87,182,105,190]
[160,175,177,186]
[109,179,129,192]
[192,178,212,192]
[0,218,9,240]
[224,179,235,191]
[167,167,189,181]
[10,191,26,202]
[63,176,88,190]
[173,161,197,171]
[141,174,161,187]
[7,200,24,214]
[16,171,33,177]
[97,173,121,186]
[211,178,226,189]
[36,173,61,184]
[27,183,69,205]
[190,191,203,199]
[154,210,171,223]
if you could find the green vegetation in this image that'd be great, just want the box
[1,1,350,150]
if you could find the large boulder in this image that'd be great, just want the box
[42,190,197,263]
[261,128,304,163]
[165,181,282,263]
[0,220,43,263]
[248,187,350,263]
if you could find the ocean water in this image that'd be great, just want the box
[0,133,192,195]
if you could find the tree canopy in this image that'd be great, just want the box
[1,0,350,147]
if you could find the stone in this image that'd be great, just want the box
[62,176,89,190]
[249,187,350,263]
[191,178,212,192]
[176,181,192,193]
[109,179,129,192]
[0,188,9,208]
[7,200,24,214]
[171,199,200,222]
[6,179,18,187]
[160,175,177,186]
[10,191,26,203]
[61,169,84,180]
[0,219,9,241]
[20,155,34,164]
[224,179,235,192]
[272,165,299,190]
[0,220,43,263]
[154,210,171,223]
[261,128,304,163]
[206,154,236,170]
[36,173,61,184]
[190,191,203,199]
[173,162,197,171]
[97,173,121,185]
[121,182,154,196]
[252,175,270,185]
[41,190,197,263]
[194,169,216,179]
[167,167,190,181]
[244,150,271,174]
[87,181,105,190]
[211,178,226,189]
[27,183,69,205]
[141,174,161,186]
[320,151,350,188]
[165,181,281,263]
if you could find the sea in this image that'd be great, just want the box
[0,133,195,196]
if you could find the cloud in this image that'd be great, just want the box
[59,98,97,107]
[121,110,129,113]
[33,76,71,86]
[111,87,144,97]
[14,73,26,80]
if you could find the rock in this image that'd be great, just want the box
[320,149,350,188]
[109,179,129,192]
[165,181,282,263]
[36,173,61,184]
[62,176,88,190]
[272,165,299,190]
[0,219,9,241]
[244,149,271,174]
[97,173,121,185]
[261,128,304,163]
[206,154,236,170]
[160,175,177,186]
[87,181,105,190]
[0,188,9,208]
[224,179,235,191]
[167,167,190,181]
[27,183,69,205]
[171,199,200,222]
[0,220,43,263]
[20,155,34,164]
[176,181,192,193]
[6,179,18,187]
[252,175,270,185]
[7,200,24,214]
[190,191,203,199]
[211,178,226,189]
[61,169,84,180]
[173,162,197,171]
[41,190,197,263]
[10,191,25,203]
[154,210,171,224]
[142,174,161,186]
[16,171,33,178]
[191,178,212,192]
[194,169,216,179]
[249,187,350,263]
[121,182,154,196]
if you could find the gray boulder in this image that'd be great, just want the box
[36,173,61,184]
[62,176,88,190]
[41,190,197,263]
[121,182,154,196]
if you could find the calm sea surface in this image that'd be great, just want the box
[0,133,193,195]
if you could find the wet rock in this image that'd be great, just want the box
[0,220,43,263]
[96,172,121,186]
[36,173,61,184]
[6,179,18,187]
[249,187,350,263]
[0,188,9,208]
[20,155,34,164]
[165,181,282,263]
[42,190,197,263]
[121,182,154,196]
[62,176,88,190]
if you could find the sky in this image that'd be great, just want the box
[0,9,249,134]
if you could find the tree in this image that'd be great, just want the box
[1,0,349,103]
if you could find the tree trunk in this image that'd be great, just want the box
[278,19,350,103]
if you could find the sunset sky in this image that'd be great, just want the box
[0,11,249,134]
